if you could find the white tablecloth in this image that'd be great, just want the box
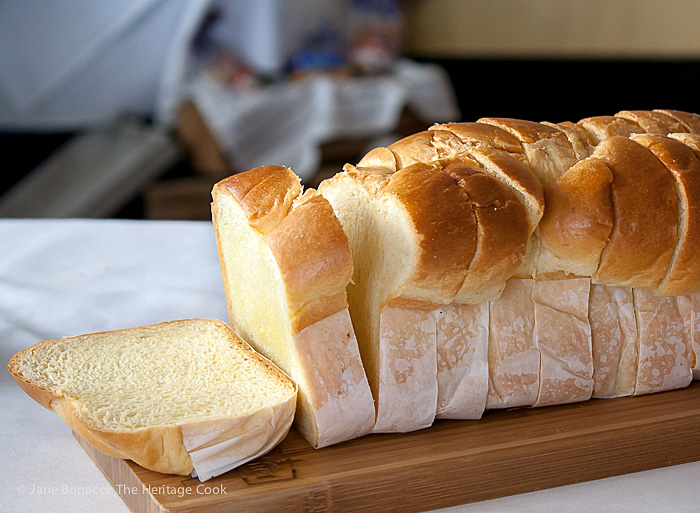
[1,218,699,513]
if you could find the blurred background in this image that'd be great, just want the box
[2,0,700,221]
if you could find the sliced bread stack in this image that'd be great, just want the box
[316,108,700,431]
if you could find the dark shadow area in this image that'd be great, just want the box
[425,58,700,123]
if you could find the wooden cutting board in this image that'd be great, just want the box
[76,382,700,513]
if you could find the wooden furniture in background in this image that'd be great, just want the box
[143,103,431,220]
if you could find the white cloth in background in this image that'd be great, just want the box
[185,59,461,180]
[2,218,698,513]
[0,0,212,131]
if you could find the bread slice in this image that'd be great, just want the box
[532,277,594,407]
[485,278,539,409]
[211,166,375,448]
[436,302,489,419]
[631,134,700,296]
[589,285,638,398]
[7,318,297,481]
[633,289,693,394]
[591,136,679,289]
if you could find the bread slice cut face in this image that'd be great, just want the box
[7,318,297,481]
[212,166,375,448]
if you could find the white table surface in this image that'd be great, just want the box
[1,218,699,513]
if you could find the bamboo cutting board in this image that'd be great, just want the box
[76,382,700,513]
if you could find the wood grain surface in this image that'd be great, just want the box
[76,382,700,513]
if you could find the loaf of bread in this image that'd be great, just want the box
[316,108,700,425]
[211,165,375,447]
[7,318,297,481]
[11,109,700,483]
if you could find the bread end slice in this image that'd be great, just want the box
[213,167,375,448]
[7,318,297,480]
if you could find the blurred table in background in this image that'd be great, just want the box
[145,58,460,221]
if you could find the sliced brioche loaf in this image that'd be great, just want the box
[7,318,297,481]
[211,166,375,447]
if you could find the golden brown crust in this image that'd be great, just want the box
[467,145,545,234]
[430,121,524,154]
[55,398,193,475]
[214,165,302,234]
[381,161,478,302]
[538,157,614,275]
[477,117,578,187]
[592,136,678,289]
[356,146,398,171]
[444,160,529,303]
[616,110,687,135]
[631,134,700,295]
[265,189,353,325]
[477,117,563,144]
[7,343,58,410]
[577,115,642,144]
[654,109,700,134]
[385,129,466,169]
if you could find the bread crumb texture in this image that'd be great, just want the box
[11,319,295,431]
